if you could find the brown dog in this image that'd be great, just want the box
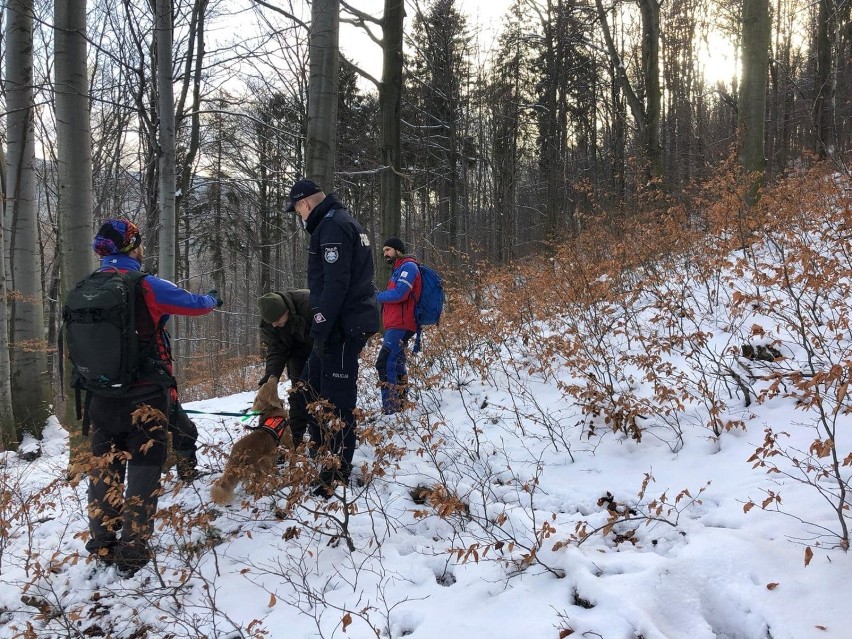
[210,377,294,504]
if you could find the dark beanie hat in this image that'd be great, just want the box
[383,237,405,254]
[258,293,287,323]
[93,218,141,256]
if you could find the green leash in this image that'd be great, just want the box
[183,409,261,422]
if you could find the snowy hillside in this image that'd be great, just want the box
[2,175,852,639]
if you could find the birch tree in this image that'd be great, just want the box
[5,0,50,443]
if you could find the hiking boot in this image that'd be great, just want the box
[87,543,117,568]
[177,465,201,482]
[311,481,334,499]
[174,449,199,482]
[311,471,349,499]
[113,542,151,578]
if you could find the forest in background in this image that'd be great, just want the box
[0,0,849,447]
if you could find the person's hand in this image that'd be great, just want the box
[258,373,270,387]
[207,289,224,308]
[313,339,325,358]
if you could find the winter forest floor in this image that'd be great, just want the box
[2,165,852,639]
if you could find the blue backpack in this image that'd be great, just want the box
[414,262,445,327]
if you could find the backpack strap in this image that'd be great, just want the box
[413,326,422,354]
[58,317,68,398]
[81,388,93,437]
[129,271,177,390]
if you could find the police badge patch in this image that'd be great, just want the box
[324,247,339,263]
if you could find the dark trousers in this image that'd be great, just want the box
[291,334,367,482]
[285,343,311,444]
[376,328,414,414]
[169,401,198,453]
[86,389,169,565]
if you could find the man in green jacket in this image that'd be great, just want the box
[258,290,313,445]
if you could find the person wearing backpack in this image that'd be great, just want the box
[376,237,422,415]
[285,178,380,498]
[257,289,313,446]
[76,219,220,576]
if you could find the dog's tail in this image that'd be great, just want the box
[210,469,238,504]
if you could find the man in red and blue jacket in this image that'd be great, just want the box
[376,237,422,414]
[85,218,220,577]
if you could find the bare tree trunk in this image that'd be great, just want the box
[306,0,339,187]
[5,0,50,443]
[55,0,95,436]
[154,0,181,372]
[638,0,664,185]
[812,0,836,158]
[380,0,404,240]
[156,0,177,282]
[738,0,770,204]
[175,0,208,218]
[0,146,16,450]
[595,0,665,189]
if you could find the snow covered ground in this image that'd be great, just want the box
[2,203,852,638]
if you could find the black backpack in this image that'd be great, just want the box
[62,268,173,433]
[63,268,150,395]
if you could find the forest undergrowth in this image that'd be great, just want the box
[2,162,852,638]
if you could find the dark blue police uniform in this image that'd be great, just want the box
[292,194,379,491]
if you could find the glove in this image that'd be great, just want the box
[207,289,224,308]
[258,373,271,387]
[312,339,325,359]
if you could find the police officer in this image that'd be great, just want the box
[286,179,380,497]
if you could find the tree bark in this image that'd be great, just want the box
[812,0,836,157]
[175,0,208,221]
[306,0,339,188]
[0,145,15,450]
[380,0,404,241]
[738,0,770,203]
[595,0,665,188]
[5,0,50,443]
[55,0,95,416]
[638,0,663,185]
[156,0,177,282]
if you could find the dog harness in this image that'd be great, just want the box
[251,415,289,443]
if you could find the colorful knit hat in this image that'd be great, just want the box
[93,219,141,256]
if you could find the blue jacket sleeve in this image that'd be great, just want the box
[144,276,217,317]
[377,263,419,304]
